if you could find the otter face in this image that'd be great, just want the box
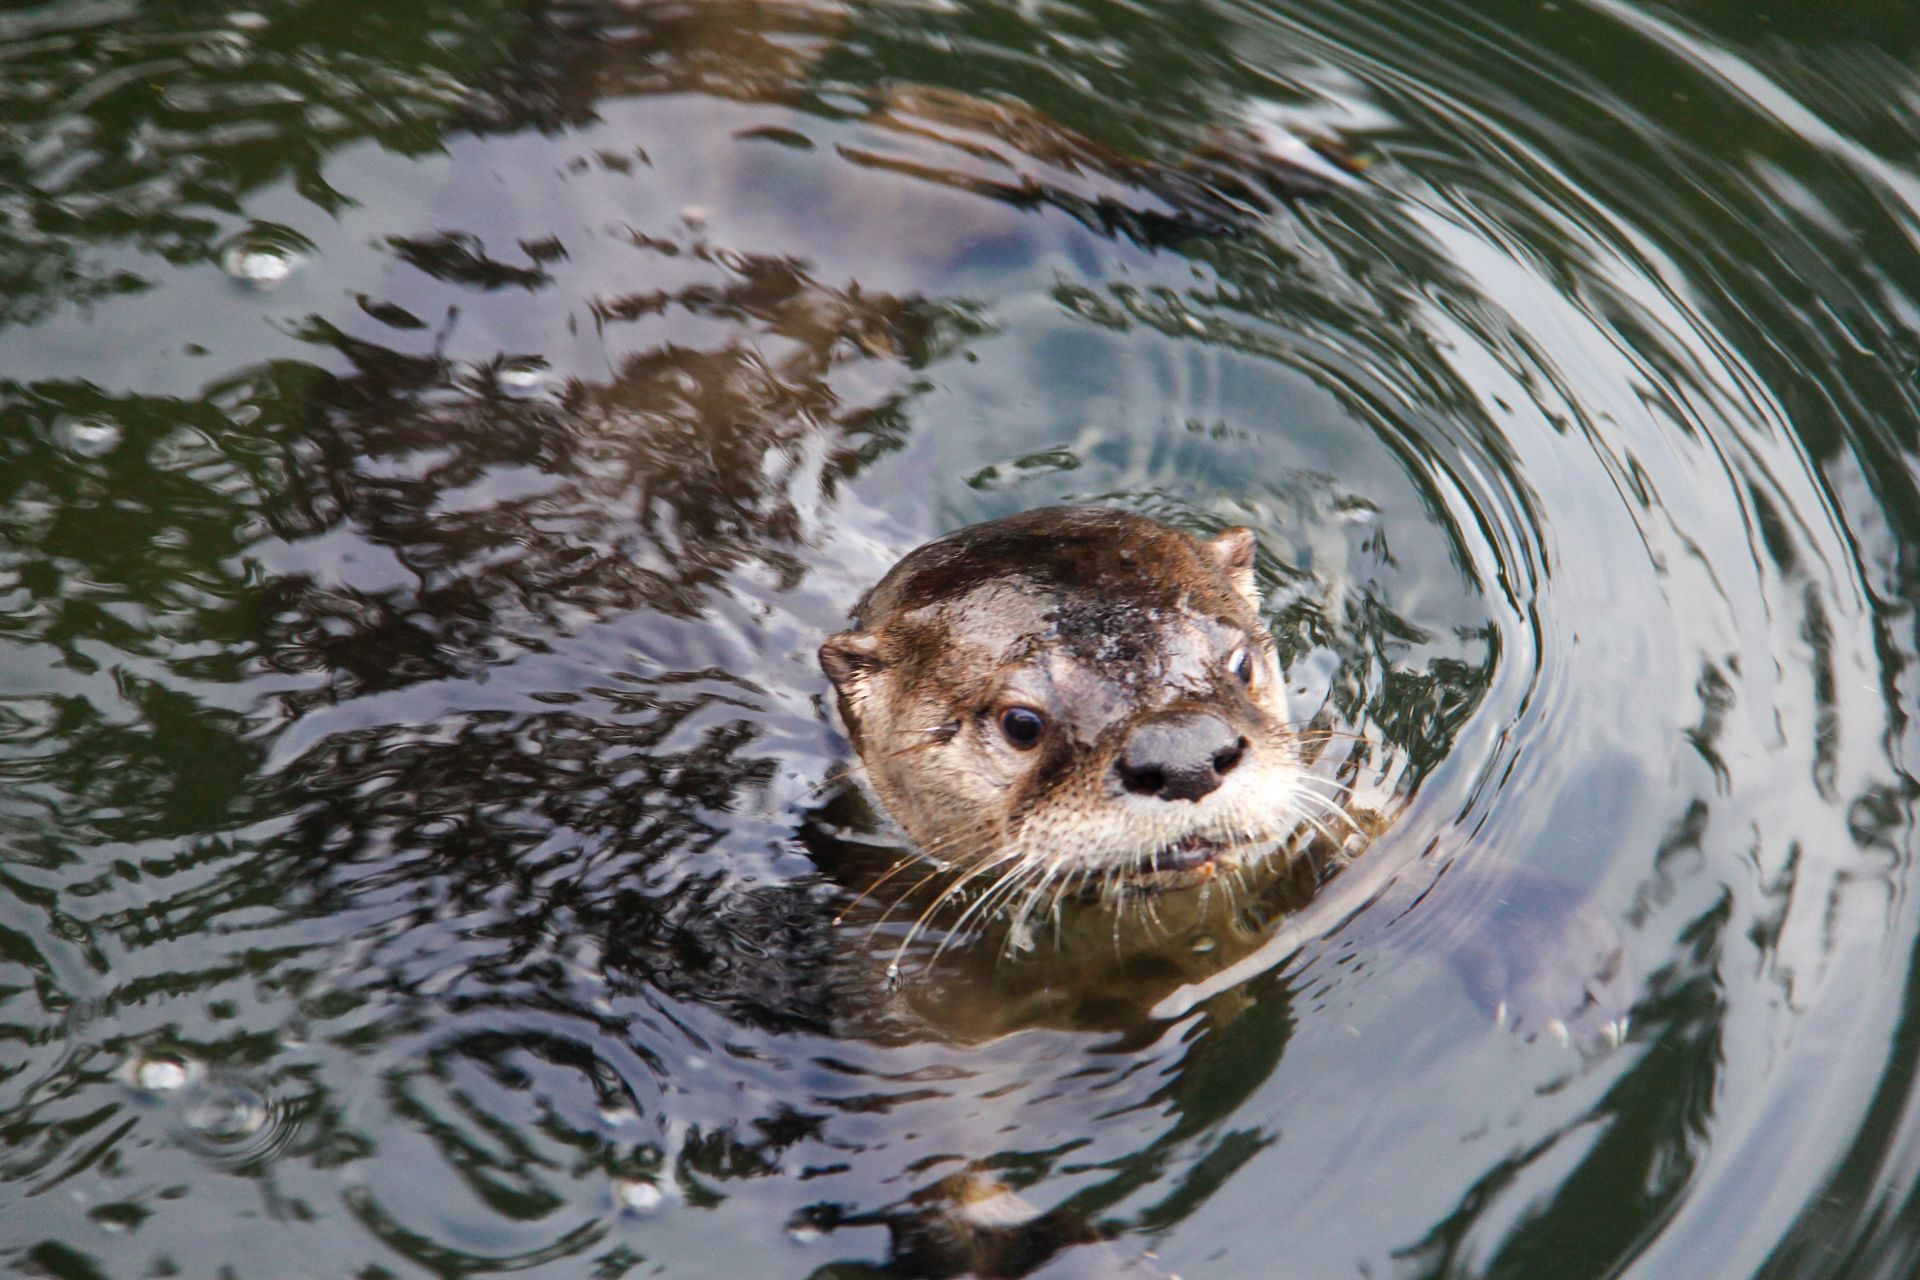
[821,507,1321,901]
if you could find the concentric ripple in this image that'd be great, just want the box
[0,1,1916,1279]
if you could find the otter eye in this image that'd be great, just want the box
[1228,647,1256,688]
[997,706,1047,750]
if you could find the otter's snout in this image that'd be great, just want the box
[1116,712,1247,803]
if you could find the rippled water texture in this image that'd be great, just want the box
[4,1,1919,1276]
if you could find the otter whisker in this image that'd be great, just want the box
[1282,723,1371,743]
[938,855,1049,962]
[864,822,1022,942]
[890,879,986,975]
[1029,857,1099,950]
[1003,858,1059,946]
[1036,859,1098,951]
[1112,867,1164,949]
[1292,775,1362,809]
[1003,855,1080,951]
[1207,858,1248,924]
[1291,786,1364,834]
[999,871,1059,957]
[1293,808,1344,851]
[896,847,1033,971]
[1046,883,1070,950]
[855,851,940,907]
[921,848,1024,919]
[864,817,1015,909]
[1138,889,1174,945]
[953,856,1039,936]
[1291,772,1358,799]
[1006,854,1073,930]
[1297,785,1367,838]
[865,860,968,938]
[907,816,1007,862]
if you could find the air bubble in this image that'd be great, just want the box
[124,1053,197,1093]
[223,246,296,288]
[55,416,122,459]
[496,359,551,395]
[89,1203,149,1234]
[175,1076,295,1167]
[613,1178,667,1215]
[182,1081,269,1143]
[219,223,313,291]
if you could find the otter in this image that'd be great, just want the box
[819,505,1629,1048]
[821,505,1332,896]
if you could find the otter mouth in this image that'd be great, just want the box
[1124,835,1235,887]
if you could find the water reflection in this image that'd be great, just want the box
[2,0,1918,1277]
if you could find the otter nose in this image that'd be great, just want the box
[1116,713,1247,803]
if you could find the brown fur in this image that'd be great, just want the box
[821,507,1349,913]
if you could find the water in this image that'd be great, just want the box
[2,1,1917,1277]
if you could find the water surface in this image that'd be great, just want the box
[3,1,1918,1277]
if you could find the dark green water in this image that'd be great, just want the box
[3,1,1918,1277]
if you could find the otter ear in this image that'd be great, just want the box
[820,630,887,693]
[1204,526,1260,607]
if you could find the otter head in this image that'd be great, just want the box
[820,506,1315,899]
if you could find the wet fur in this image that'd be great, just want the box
[821,507,1361,964]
